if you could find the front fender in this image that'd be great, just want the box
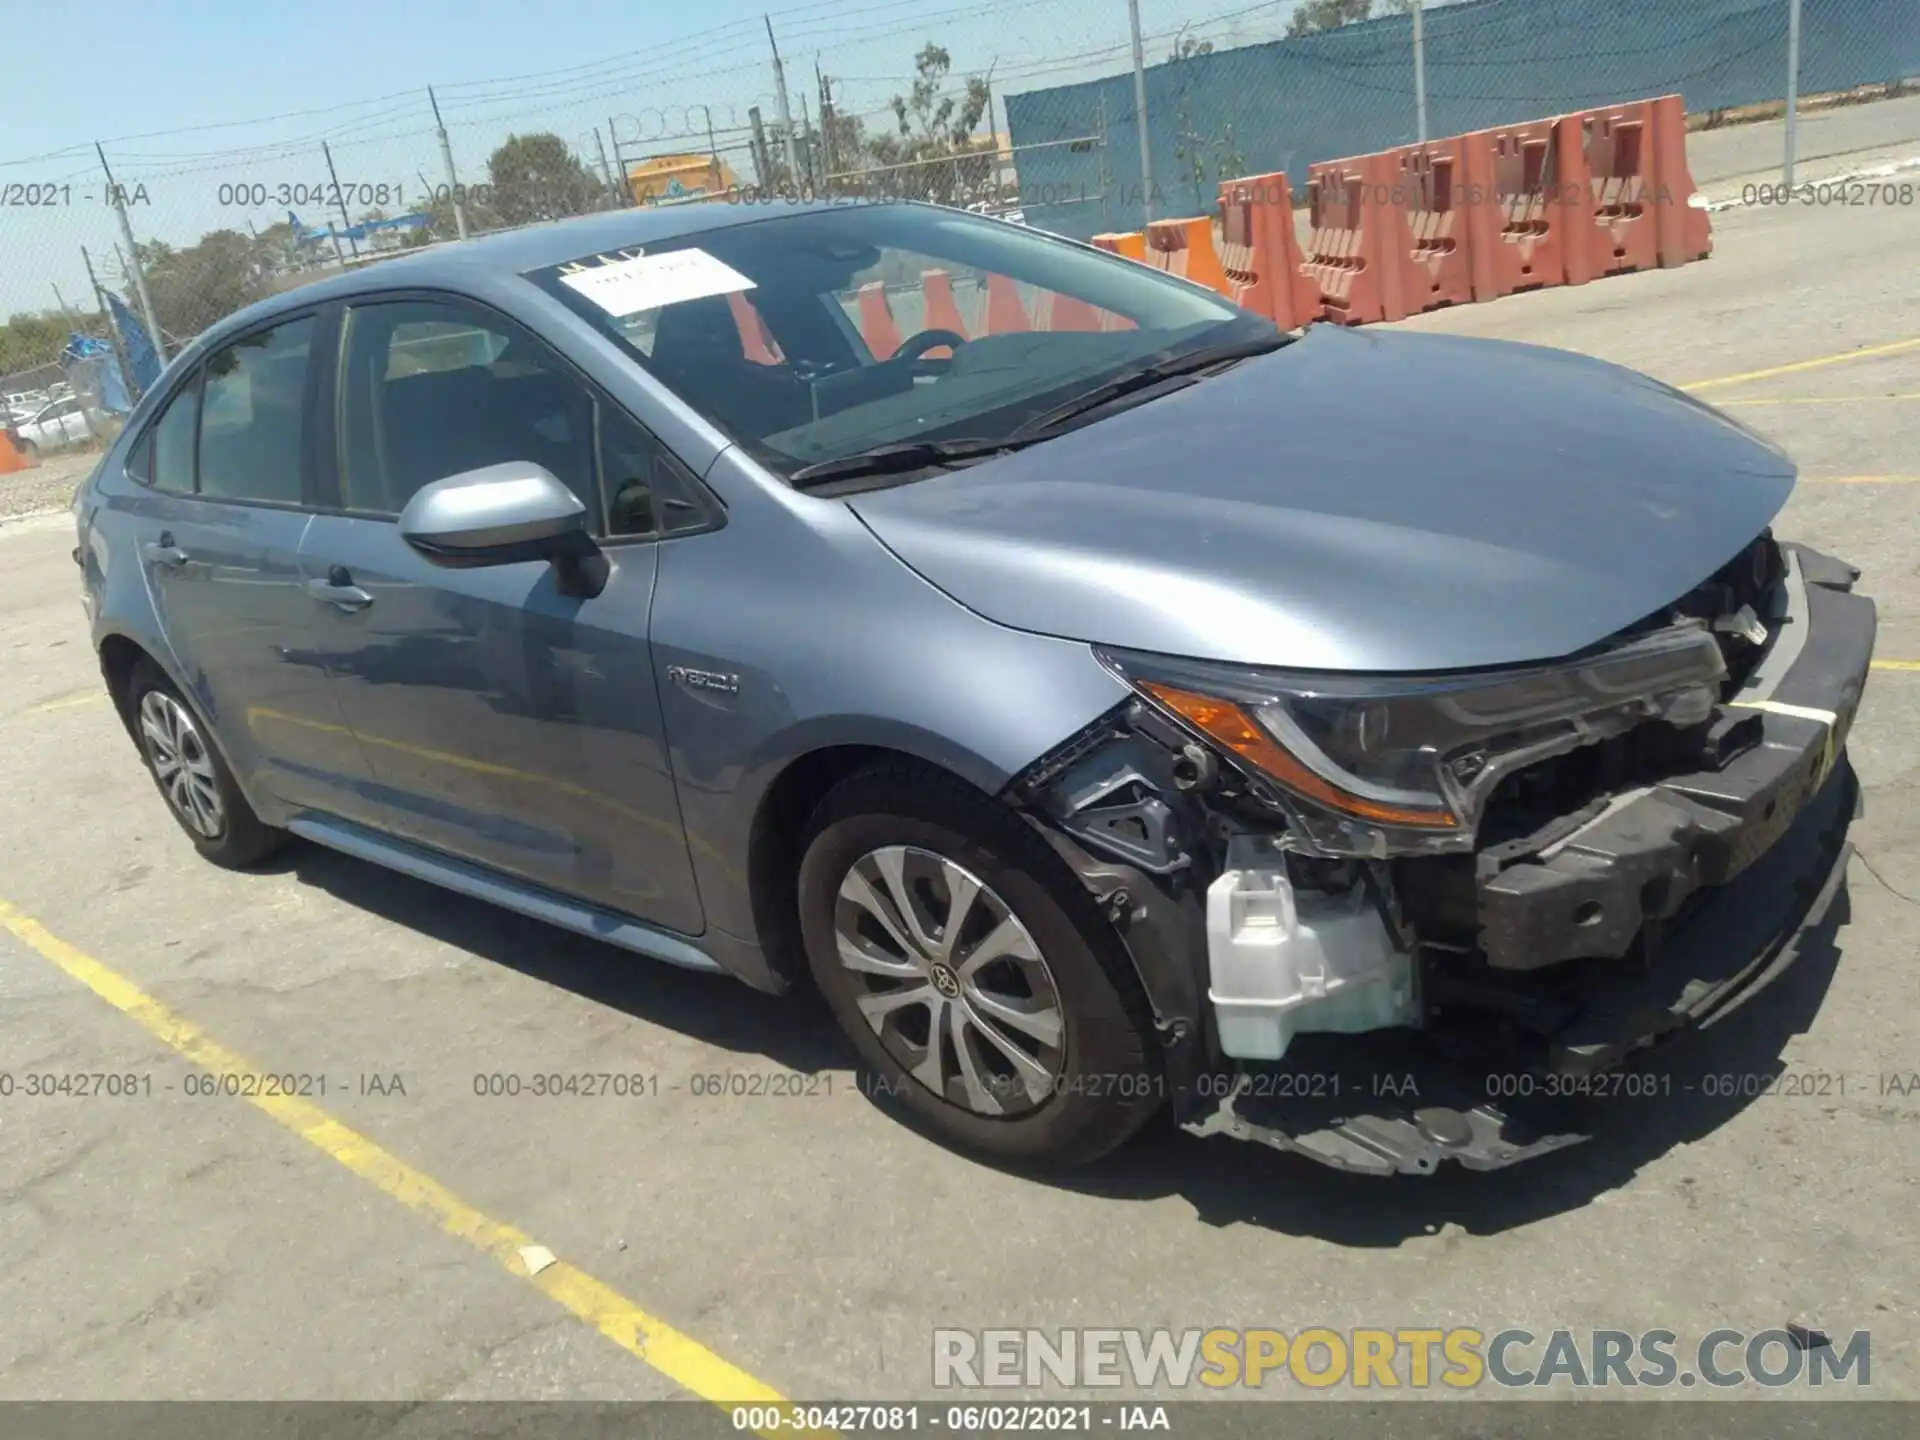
[648,458,1132,945]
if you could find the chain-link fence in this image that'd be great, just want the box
[3,0,1917,393]
[1006,0,1920,238]
[1,328,130,464]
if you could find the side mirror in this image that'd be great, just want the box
[398,461,608,597]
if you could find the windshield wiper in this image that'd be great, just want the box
[1009,333,1294,440]
[788,436,1038,488]
[786,333,1294,489]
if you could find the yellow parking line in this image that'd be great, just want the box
[1682,337,1920,391]
[1874,660,1920,671]
[1803,475,1920,485]
[24,691,107,715]
[1720,394,1920,406]
[0,898,789,1419]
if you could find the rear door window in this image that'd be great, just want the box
[197,316,314,504]
[147,379,200,495]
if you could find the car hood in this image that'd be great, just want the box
[848,327,1795,672]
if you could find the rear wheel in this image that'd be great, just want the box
[126,659,285,869]
[798,764,1161,1167]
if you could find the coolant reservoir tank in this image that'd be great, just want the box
[1205,839,1418,1062]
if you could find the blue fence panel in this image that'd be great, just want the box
[1006,0,1920,239]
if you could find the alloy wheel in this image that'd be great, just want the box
[138,690,225,838]
[833,845,1066,1116]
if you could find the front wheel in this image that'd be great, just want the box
[798,765,1162,1168]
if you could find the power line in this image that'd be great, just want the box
[0,0,959,165]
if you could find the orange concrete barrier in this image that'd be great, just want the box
[1384,136,1484,315]
[1651,94,1712,267]
[1216,172,1321,330]
[856,281,902,359]
[1303,153,1408,326]
[984,273,1032,334]
[1034,291,1110,332]
[728,292,784,365]
[921,269,973,337]
[1205,93,1708,334]
[1463,118,1573,301]
[1092,231,1146,262]
[1562,99,1662,282]
[0,431,28,475]
[1145,217,1230,297]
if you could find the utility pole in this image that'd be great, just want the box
[1126,0,1156,223]
[701,104,721,178]
[816,63,836,179]
[1411,0,1429,143]
[321,141,360,260]
[607,117,629,203]
[748,106,772,190]
[1784,0,1803,187]
[593,127,622,206]
[1097,93,1112,227]
[94,143,166,364]
[981,59,1001,207]
[765,16,802,192]
[50,282,83,336]
[799,90,818,191]
[428,87,469,239]
[81,246,138,401]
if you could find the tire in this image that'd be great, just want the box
[798,763,1161,1168]
[125,658,286,869]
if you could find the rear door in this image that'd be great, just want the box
[125,311,374,814]
[297,294,705,934]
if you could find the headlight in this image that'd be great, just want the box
[1099,625,1726,858]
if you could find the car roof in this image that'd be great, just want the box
[196,198,868,351]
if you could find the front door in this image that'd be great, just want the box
[298,296,704,935]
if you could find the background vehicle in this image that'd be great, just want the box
[72,201,1871,1173]
[6,388,50,424]
[13,396,91,453]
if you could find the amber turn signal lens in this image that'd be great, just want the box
[1137,681,1459,830]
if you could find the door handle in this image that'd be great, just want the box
[307,567,375,613]
[142,532,188,569]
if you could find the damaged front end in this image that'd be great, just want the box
[1006,535,1873,1175]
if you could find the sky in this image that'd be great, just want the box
[0,0,1336,323]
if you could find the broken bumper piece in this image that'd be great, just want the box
[1179,539,1868,1176]
[1183,1033,1591,1175]
[1183,748,1856,1174]
[1478,543,1873,973]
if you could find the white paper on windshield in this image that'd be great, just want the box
[558,249,755,318]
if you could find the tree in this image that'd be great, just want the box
[484,133,605,228]
[1170,26,1215,61]
[0,310,81,373]
[412,184,504,245]
[134,229,276,343]
[1286,0,1378,37]
[820,102,875,184]
[866,44,995,205]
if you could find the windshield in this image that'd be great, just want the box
[525,203,1273,482]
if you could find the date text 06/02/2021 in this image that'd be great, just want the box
[730,1404,1170,1433]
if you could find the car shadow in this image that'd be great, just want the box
[1056,882,1852,1244]
[273,800,1855,1246]
[274,841,853,1077]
